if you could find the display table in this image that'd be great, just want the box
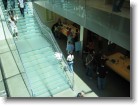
[60,24,78,38]
[106,52,130,82]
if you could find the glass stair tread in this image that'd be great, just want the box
[36,92,51,97]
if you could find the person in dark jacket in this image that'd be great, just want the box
[96,61,108,90]
[85,53,94,79]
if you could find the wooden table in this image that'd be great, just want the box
[106,52,130,82]
[60,24,78,38]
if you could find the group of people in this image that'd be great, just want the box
[66,34,108,90]
[52,19,80,73]
[66,27,77,73]
[2,0,28,17]
[2,0,29,39]
[52,19,80,52]
[52,19,108,90]
[83,41,109,90]
[65,23,80,73]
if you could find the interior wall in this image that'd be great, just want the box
[33,3,56,28]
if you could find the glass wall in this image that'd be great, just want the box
[34,0,130,50]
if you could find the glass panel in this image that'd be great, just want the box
[35,0,130,50]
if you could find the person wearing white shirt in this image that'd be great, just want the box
[67,52,74,73]
[18,0,25,17]
[8,10,18,39]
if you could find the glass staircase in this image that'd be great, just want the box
[0,0,72,97]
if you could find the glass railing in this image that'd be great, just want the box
[33,8,74,90]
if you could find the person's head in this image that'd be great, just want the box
[69,52,73,55]
[77,91,84,97]
[78,93,83,97]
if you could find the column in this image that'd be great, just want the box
[79,25,84,55]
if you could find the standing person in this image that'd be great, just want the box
[74,29,80,43]
[98,37,103,51]
[53,26,58,38]
[8,10,18,39]
[112,0,125,12]
[96,61,108,90]
[2,0,8,11]
[51,22,59,35]
[57,18,62,26]
[67,28,73,43]
[10,0,15,9]
[94,51,102,70]
[85,53,94,79]
[53,25,61,38]
[107,40,116,53]
[66,41,74,54]
[67,52,74,73]
[18,0,25,17]
[86,41,94,54]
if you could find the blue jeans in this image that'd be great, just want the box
[68,61,74,72]
[97,77,106,90]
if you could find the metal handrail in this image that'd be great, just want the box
[0,1,34,97]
